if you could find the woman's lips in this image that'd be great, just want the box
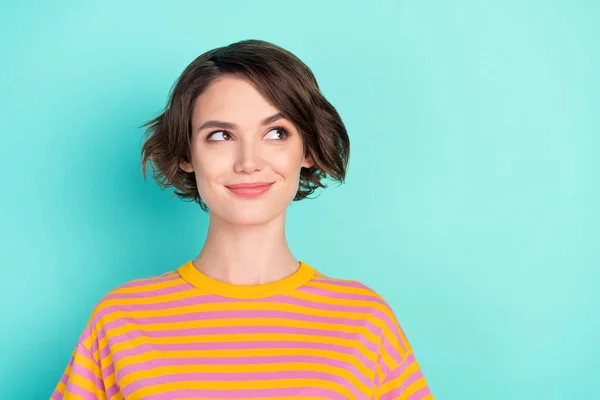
[225,182,275,198]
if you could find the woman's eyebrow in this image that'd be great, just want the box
[197,112,285,132]
[261,112,284,125]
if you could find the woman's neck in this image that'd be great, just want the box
[192,211,300,285]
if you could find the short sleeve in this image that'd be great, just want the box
[378,352,433,399]
[50,341,106,400]
[373,298,433,399]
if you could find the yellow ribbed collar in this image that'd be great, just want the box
[178,260,315,299]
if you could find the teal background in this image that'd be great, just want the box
[1,0,598,398]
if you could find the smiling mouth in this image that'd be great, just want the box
[225,182,275,199]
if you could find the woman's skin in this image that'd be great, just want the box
[180,75,314,286]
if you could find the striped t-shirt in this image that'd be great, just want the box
[52,260,432,399]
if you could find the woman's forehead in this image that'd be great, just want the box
[193,77,283,126]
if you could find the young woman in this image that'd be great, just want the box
[52,39,432,400]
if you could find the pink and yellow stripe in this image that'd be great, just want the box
[51,260,432,399]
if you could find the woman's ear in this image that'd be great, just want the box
[301,153,314,169]
[302,151,315,168]
[179,160,194,173]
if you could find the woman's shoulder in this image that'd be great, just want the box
[305,269,412,353]
[86,268,185,322]
[310,269,391,301]
[307,269,401,320]
[100,268,183,299]
[72,268,186,350]
[104,269,183,295]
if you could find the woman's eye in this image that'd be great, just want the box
[207,131,232,141]
[264,127,289,140]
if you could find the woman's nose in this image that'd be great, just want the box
[233,138,263,174]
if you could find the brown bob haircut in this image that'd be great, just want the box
[140,39,350,211]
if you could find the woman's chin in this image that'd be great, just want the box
[210,203,285,227]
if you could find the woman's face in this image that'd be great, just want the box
[181,76,312,226]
